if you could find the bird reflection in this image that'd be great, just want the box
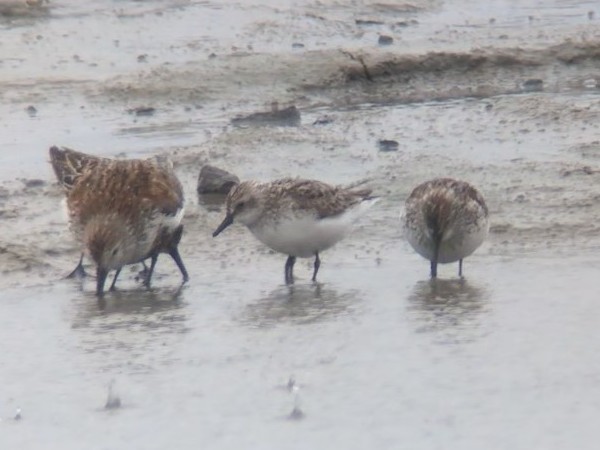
[71,285,187,333]
[241,283,358,328]
[407,278,489,342]
[69,286,188,373]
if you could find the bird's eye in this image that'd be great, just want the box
[237,202,245,210]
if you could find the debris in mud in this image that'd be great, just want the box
[21,178,46,189]
[560,166,597,177]
[25,105,37,117]
[197,165,239,195]
[395,20,418,27]
[313,115,334,126]
[128,106,156,117]
[292,42,304,49]
[105,380,121,410]
[522,79,544,92]
[231,105,301,127]
[355,18,384,26]
[0,0,49,18]
[378,35,394,46]
[137,54,148,63]
[287,382,304,421]
[288,406,305,420]
[378,139,399,152]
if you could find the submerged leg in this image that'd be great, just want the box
[109,269,121,291]
[458,259,463,278]
[96,267,108,296]
[311,252,321,282]
[430,260,438,278]
[285,255,296,285]
[169,246,189,283]
[144,254,159,288]
[66,253,87,279]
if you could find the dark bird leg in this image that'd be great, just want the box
[169,246,189,283]
[96,267,108,296]
[168,225,188,283]
[458,259,463,278]
[430,260,438,278]
[144,254,159,288]
[109,269,121,291]
[311,252,321,282]
[285,255,296,285]
[66,253,87,279]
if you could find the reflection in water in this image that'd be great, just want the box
[69,286,188,373]
[241,283,358,328]
[407,278,490,343]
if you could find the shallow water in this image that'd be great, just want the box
[1,0,600,448]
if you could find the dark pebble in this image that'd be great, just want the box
[378,139,399,152]
[197,165,240,195]
[26,105,37,117]
[231,105,301,127]
[23,179,46,188]
[522,79,543,92]
[378,35,394,46]
[128,106,156,117]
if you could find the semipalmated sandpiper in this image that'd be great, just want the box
[213,178,377,284]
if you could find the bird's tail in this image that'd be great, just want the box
[49,146,104,190]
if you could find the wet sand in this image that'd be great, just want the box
[1,0,600,448]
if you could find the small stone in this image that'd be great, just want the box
[522,79,543,92]
[292,42,304,49]
[231,105,301,127]
[26,105,37,117]
[377,139,399,152]
[23,178,46,188]
[197,165,240,195]
[378,35,394,46]
[128,106,156,117]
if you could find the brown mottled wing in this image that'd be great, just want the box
[49,146,107,190]
[284,178,371,219]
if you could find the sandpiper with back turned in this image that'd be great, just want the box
[403,178,489,278]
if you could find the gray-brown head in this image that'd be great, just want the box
[212,181,264,236]
[84,216,133,271]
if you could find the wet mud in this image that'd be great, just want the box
[1,0,600,448]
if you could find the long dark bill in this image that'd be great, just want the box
[96,267,108,296]
[212,213,234,237]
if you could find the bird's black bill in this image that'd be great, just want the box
[212,214,234,237]
[96,267,108,296]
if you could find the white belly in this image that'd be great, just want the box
[250,215,353,258]
[405,222,488,264]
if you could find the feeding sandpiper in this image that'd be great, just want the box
[212,178,377,284]
[49,146,189,295]
[403,178,489,278]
